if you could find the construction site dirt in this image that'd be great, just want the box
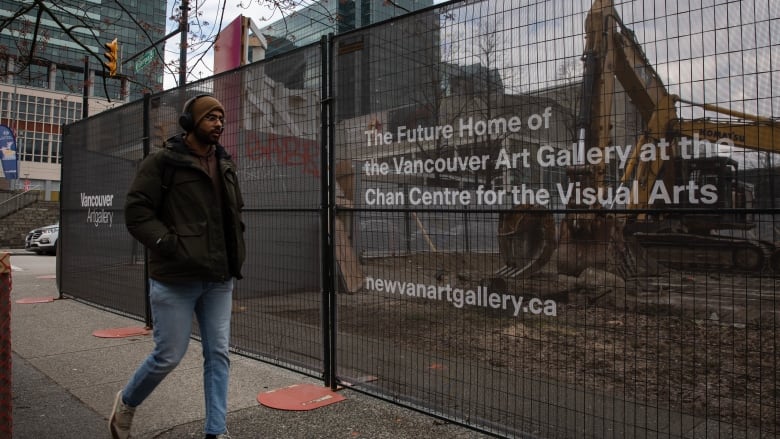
[268,252,778,436]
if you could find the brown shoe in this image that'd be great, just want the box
[109,390,135,439]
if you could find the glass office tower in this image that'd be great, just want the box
[0,0,166,101]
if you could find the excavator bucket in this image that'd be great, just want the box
[496,205,557,277]
[557,212,636,278]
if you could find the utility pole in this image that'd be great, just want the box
[179,0,189,87]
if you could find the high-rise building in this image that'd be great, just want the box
[0,0,167,195]
[261,0,435,56]
[0,0,166,101]
[259,0,437,119]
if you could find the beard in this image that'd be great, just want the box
[194,126,221,145]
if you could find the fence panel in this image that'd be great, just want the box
[61,44,326,373]
[224,45,325,372]
[60,100,147,317]
[148,53,327,371]
[332,0,779,437]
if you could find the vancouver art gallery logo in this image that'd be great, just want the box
[81,193,115,227]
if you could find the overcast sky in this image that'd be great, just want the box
[162,0,450,89]
[162,0,778,118]
[162,0,278,89]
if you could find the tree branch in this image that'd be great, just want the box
[0,3,37,33]
[33,0,111,100]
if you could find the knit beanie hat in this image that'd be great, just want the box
[188,95,224,129]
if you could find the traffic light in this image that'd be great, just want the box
[103,38,119,76]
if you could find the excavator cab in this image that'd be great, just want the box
[621,155,755,235]
[680,156,740,209]
[674,156,755,233]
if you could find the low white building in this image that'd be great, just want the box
[0,79,125,200]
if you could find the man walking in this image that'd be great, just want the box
[111,94,245,439]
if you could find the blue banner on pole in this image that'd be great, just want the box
[0,124,17,179]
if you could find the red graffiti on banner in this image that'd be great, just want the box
[245,131,320,178]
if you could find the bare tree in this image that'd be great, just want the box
[435,10,523,188]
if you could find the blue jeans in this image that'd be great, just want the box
[122,278,233,435]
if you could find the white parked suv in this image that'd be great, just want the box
[25,223,59,255]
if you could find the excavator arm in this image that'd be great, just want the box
[576,0,670,186]
[499,0,657,277]
[620,97,780,210]
[674,98,780,154]
[557,0,673,276]
[679,119,780,152]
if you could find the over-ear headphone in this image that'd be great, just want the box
[178,94,213,131]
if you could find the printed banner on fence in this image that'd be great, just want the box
[0,125,17,180]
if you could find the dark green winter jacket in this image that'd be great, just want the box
[125,134,245,282]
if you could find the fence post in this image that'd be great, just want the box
[0,252,12,438]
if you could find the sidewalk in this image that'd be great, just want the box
[6,252,494,439]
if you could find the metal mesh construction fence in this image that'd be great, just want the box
[59,0,778,437]
[60,100,147,318]
[331,0,779,437]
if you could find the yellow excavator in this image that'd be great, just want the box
[498,0,780,278]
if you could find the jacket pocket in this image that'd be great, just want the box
[173,221,207,261]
